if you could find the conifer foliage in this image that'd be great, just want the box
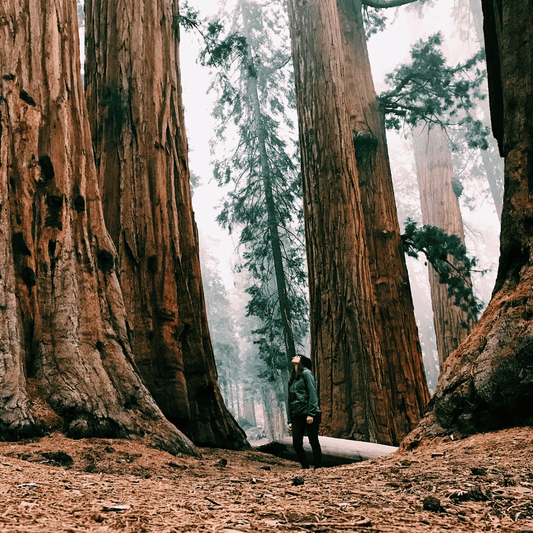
[198,0,308,379]
[402,220,484,324]
[381,33,489,336]
[379,33,486,134]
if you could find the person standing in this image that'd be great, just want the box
[288,354,322,469]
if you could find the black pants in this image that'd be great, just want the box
[291,412,322,469]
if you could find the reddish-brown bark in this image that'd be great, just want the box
[338,0,430,443]
[84,0,247,449]
[404,0,533,444]
[0,0,196,454]
[286,0,395,445]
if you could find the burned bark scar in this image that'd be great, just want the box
[73,195,85,212]
[22,266,36,287]
[353,132,378,158]
[12,232,31,257]
[38,155,55,183]
[45,194,63,230]
[97,249,115,273]
[19,90,36,106]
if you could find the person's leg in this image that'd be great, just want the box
[307,412,322,468]
[291,415,309,469]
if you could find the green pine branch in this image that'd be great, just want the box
[401,219,485,324]
[379,33,486,132]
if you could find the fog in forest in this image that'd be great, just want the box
[66,0,502,443]
[173,0,502,443]
[0,0,524,481]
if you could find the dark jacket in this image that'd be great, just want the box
[288,368,320,422]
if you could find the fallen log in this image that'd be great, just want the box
[255,436,398,467]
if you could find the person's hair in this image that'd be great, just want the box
[289,354,310,385]
[301,355,312,370]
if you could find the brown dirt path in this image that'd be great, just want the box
[1,427,533,532]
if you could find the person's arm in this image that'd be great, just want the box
[303,370,320,418]
[287,384,292,430]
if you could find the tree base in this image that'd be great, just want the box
[1,378,199,457]
[401,276,533,451]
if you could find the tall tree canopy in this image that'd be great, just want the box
[201,0,308,383]
[380,31,503,222]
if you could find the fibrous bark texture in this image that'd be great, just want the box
[0,0,196,455]
[403,0,533,446]
[84,0,247,449]
[413,125,476,366]
[286,0,395,445]
[337,0,430,443]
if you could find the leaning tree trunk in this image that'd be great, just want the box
[84,0,247,449]
[413,124,477,367]
[0,0,196,454]
[467,0,504,221]
[337,0,430,443]
[403,0,533,446]
[286,0,395,445]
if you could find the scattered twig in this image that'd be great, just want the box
[289,519,374,529]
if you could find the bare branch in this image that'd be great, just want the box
[361,0,418,8]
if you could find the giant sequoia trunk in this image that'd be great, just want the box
[413,125,476,366]
[337,0,430,443]
[404,0,533,445]
[286,0,396,445]
[84,0,247,449]
[0,0,196,454]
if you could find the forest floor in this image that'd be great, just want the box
[1,427,533,532]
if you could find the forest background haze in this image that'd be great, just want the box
[180,0,501,442]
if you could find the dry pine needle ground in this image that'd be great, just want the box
[1,427,533,532]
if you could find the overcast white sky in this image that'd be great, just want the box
[180,1,237,285]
